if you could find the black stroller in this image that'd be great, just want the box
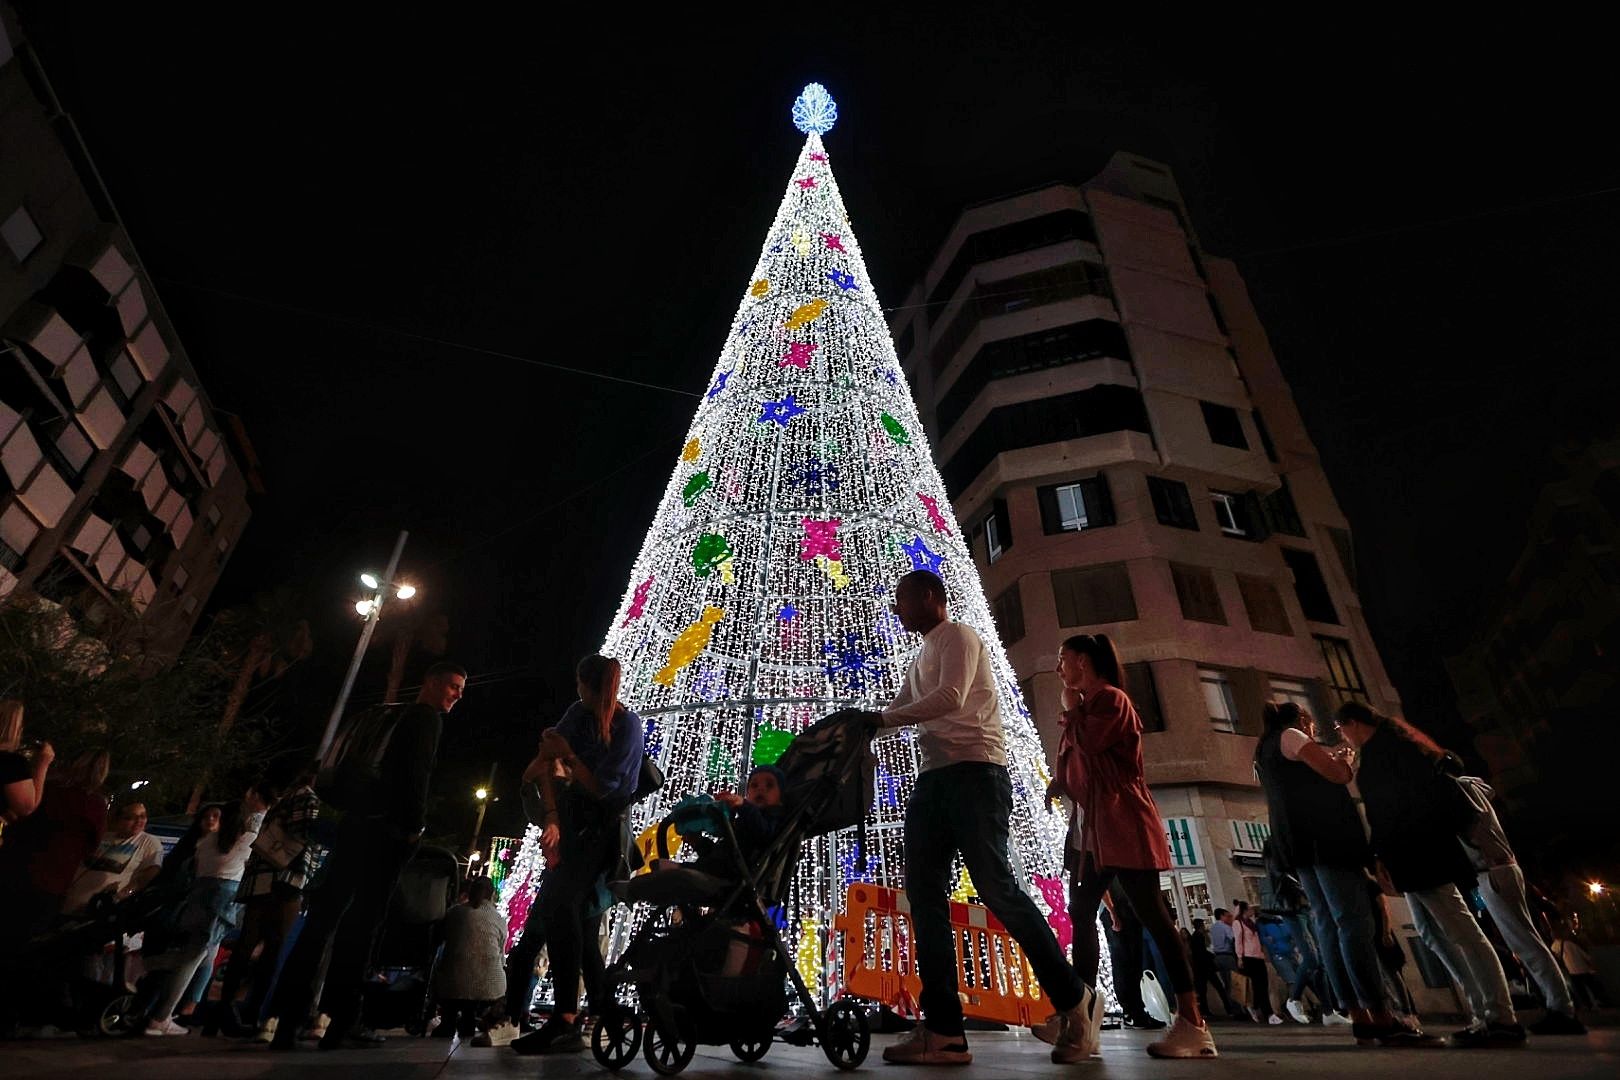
[593,709,875,1075]
[361,843,460,1034]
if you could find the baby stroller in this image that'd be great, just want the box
[594,709,875,1075]
[362,843,460,1034]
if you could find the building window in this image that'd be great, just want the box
[1171,563,1226,625]
[925,207,1099,311]
[935,319,1131,434]
[941,385,1151,493]
[1282,548,1339,624]
[1315,635,1367,703]
[1252,409,1278,462]
[1268,677,1317,715]
[992,583,1025,645]
[1200,401,1248,449]
[1211,492,1244,536]
[1199,668,1239,733]
[1326,526,1357,591]
[1038,474,1114,534]
[1263,478,1306,537]
[978,498,1011,564]
[2,205,44,263]
[1237,574,1292,635]
[1125,661,1165,733]
[1147,476,1199,530]
[1052,563,1137,627]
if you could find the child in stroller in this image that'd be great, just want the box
[591,709,875,1076]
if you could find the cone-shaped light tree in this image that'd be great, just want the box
[508,85,1071,999]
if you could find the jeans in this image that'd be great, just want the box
[1285,914,1330,1005]
[1476,865,1574,1014]
[905,763,1082,1036]
[1296,863,1388,1011]
[150,877,240,1022]
[272,817,414,1037]
[1070,856,1194,996]
[1406,884,1517,1026]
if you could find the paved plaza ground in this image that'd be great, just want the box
[3,1018,1616,1080]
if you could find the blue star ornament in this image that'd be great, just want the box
[759,392,807,427]
[827,269,858,291]
[792,83,838,136]
[707,369,731,400]
[778,602,798,622]
[901,535,944,574]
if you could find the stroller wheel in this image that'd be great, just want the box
[820,1000,870,1070]
[591,1005,642,1071]
[642,1006,695,1076]
[97,993,143,1038]
[729,1033,772,1062]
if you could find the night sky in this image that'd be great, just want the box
[15,7,1620,841]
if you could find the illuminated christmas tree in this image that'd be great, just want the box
[519,84,1072,999]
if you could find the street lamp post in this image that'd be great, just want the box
[317,530,412,758]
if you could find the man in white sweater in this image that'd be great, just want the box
[876,570,1100,1066]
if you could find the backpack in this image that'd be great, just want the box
[316,704,408,811]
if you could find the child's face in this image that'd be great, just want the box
[745,771,781,808]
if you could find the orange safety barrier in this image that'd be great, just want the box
[834,883,1048,1026]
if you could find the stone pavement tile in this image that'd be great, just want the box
[1,1022,1614,1079]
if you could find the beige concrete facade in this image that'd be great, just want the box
[0,11,250,658]
[892,152,1401,929]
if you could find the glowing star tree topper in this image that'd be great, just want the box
[518,83,1066,999]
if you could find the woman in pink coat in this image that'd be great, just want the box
[1049,633,1216,1059]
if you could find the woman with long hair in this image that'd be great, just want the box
[1253,701,1437,1046]
[1231,900,1273,1022]
[0,699,53,834]
[1334,702,1525,1048]
[145,785,270,1036]
[507,655,644,1054]
[1047,634,1216,1059]
[208,760,326,1039]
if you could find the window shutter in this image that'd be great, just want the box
[1242,491,1270,541]
[1088,474,1116,526]
[1036,485,1061,535]
[992,498,1012,553]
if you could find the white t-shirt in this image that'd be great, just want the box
[881,621,1007,773]
[1280,727,1310,761]
[195,812,264,882]
[64,831,165,912]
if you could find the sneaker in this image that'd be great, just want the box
[1146,1015,1218,1059]
[1286,999,1310,1024]
[1450,1022,1527,1048]
[511,1015,583,1055]
[254,1018,279,1044]
[1528,1011,1587,1036]
[881,1025,972,1065]
[144,1018,189,1037]
[1051,986,1103,1064]
[1321,1011,1353,1026]
[1268,1013,1284,1025]
[1029,1013,1062,1045]
[318,1025,387,1051]
[472,1020,519,1047]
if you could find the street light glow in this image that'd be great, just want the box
[475,787,488,801]
[129,779,149,791]
[355,599,376,617]
[360,572,380,590]
[1591,882,1607,897]
[469,851,481,862]
[396,584,417,600]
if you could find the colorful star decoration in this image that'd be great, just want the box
[820,232,845,252]
[809,152,828,163]
[621,575,654,626]
[780,341,818,369]
[827,269,858,291]
[902,535,945,574]
[777,602,798,622]
[682,470,713,507]
[784,298,829,331]
[881,412,911,446]
[823,631,881,694]
[750,279,770,298]
[759,393,807,427]
[681,437,701,462]
[796,176,818,189]
[917,492,952,535]
[707,369,731,400]
[800,517,843,562]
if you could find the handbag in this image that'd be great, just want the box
[634,753,665,802]
[1140,969,1172,1025]
[1227,970,1252,1009]
[250,815,305,871]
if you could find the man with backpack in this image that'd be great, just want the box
[270,662,467,1051]
[870,570,1100,1066]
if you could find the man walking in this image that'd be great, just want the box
[1210,908,1242,1017]
[873,571,1099,1065]
[271,662,467,1050]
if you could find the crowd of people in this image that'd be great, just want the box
[0,571,1610,1062]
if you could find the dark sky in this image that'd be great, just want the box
[16,7,1620,838]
